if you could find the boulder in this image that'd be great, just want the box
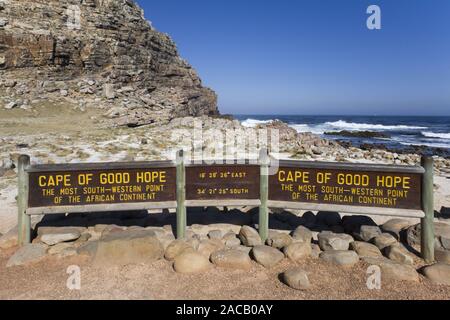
[225,237,242,248]
[301,211,316,228]
[381,218,415,240]
[283,242,312,261]
[350,241,382,258]
[251,245,284,268]
[6,244,47,267]
[173,252,212,274]
[37,226,86,236]
[77,241,98,259]
[441,237,450,250]
[318,232,353,251]
[266,233,293,249]
[371,233,398,250]
[357,225,382,242]
[197,239,224,259]
[319,250,359,267]
[47,243,74,255]
[422,263,450,286]
[40,229,81,246]
[282,268,311,290]
[316,211,341,227]
[239,226,262,247]
[384,244,416,265]
[0,226,18,250]
[362,257,420,282]
[342,215,377,234]
[291,226,312,243]
[311,244,322,259]
[210,249,252,270]
[93,229,163,266]
[234,245,252,255]
[207,230,223,240]
[164,240,195,261]
[406,222,450,247]
[435,248,450,264]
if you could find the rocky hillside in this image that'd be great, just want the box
[0,0,218,126]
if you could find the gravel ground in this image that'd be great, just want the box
[1,249,449,300]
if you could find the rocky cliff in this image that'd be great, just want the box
[0,0,218,126]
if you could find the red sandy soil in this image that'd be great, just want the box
[0,248,449,300]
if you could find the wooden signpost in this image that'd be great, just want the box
[18,151,435,262]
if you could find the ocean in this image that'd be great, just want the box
[235,115,450,157]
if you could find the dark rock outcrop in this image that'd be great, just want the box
[0,0,218,126]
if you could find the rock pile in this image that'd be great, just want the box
[2,208,450,288]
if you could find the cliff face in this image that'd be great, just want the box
[0,0,218,126]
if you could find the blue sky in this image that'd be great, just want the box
[137,0,450,116]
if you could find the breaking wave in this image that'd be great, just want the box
[421,132,450,139]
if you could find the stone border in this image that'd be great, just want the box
[16,151,435,262]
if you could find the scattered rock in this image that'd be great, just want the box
[164,240,195,261]
[239,226,262,247]
[251,245,284,268]
[371,233,398,250]
[93,229,163,266]
[291,226,312,243]
[318,232,353,251]
[282,268,311,290]
[6,244,47,267]
[362,257,419,282]
[173,252,212,274]
[0,17,8,27]
[210,249,252,270]
[422,263,450,286]
[384,244,416,265]
[350,241,382,258]
[357,225,382,242]
[266,232,292,249]
[4,101,17,109]
[320,250,359,267]
[283,242,312,261]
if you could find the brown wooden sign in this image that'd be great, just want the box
[28,167,176,208]
[269,166,422,210]
[186,165,260,201]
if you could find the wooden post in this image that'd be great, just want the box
[18,155,31,246]
[176,150,186,239]
[421,156,435,263]
[259,148,269,242]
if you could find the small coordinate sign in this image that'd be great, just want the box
[186,165,260,201]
